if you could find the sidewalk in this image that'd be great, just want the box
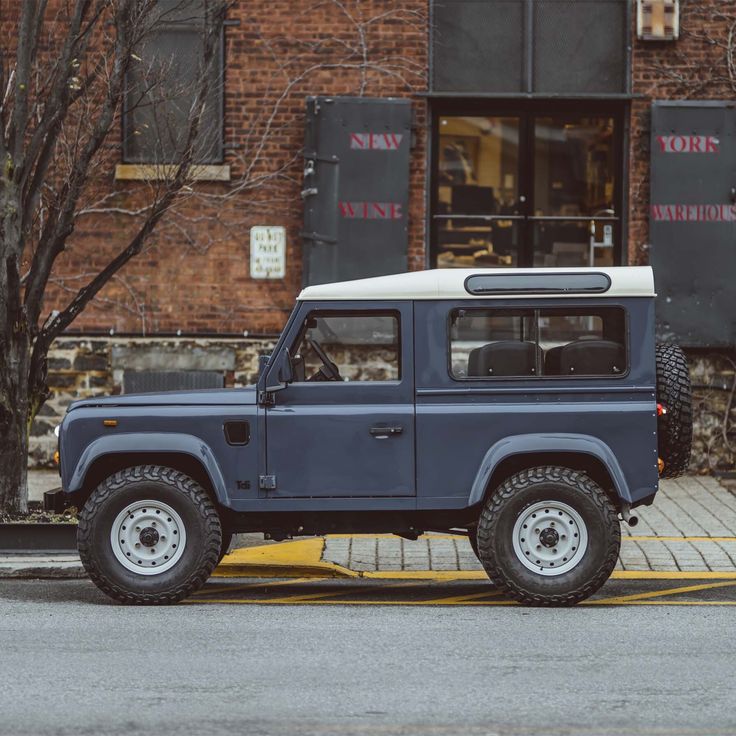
[321,477,736,574]
[4,476,736,579]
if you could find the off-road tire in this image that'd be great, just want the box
[78,465,222,605]
[476,466,620,606]
[655,344,692,478]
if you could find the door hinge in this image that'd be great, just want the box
[258,390,275,406]
[259,475,277,491]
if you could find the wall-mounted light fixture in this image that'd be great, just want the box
[637,0,679,41]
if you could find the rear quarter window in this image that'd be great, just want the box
[450,306,627,379]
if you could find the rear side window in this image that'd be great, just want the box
[450,307,626,379]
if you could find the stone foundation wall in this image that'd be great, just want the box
[687,351,736,475]
[31,337,736,476]
[30,335,277,467]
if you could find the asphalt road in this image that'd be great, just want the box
[1,579,735,736]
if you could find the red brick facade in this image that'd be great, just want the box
[29,1,736,335]
[628,0,736,263]
[42,0,428,337]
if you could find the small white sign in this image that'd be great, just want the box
[603,224,613,246]
[250,226,286,279]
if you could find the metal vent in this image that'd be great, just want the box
[123,370,224,394]
[432,0,524,93]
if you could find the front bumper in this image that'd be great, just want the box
[43,488,72,514]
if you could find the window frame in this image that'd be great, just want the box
[121,6,225,165]
[447,304,630,382]
[290,309,403,384]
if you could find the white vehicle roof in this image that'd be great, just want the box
[298,266,655,301]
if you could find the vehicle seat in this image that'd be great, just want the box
[558,339,624,375]
[544,345,564,375]
[467,341,541,377]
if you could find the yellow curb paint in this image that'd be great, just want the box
[611,570,736,579]
[626,536,736,543]
[363,570,489,580]
[267,581,419,604]
[184,597,518,607]
[422,590,503,605]
[588,580,736,605]
[192,577,314,597]
[213,538,357,579]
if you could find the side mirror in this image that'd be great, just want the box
[278,347,294,384]
[266,347,293,392]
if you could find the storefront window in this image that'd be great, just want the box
[436,116,521,268]
[433,109,622,269]
[532,116,616,268]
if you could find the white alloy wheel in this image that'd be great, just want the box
[110,500,187,575]
[512,500,588,576]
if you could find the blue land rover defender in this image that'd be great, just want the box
[50,267,692,605]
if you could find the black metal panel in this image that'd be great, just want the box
[650,102,736,347]
[123,370,224,393]
[533,0,627,94]
[430,0,628,96]
[303,97,411,286]
[432,0,524,93]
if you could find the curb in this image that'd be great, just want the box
[4,537,736,581]
[0,538,356,581]
[213,538,357,579]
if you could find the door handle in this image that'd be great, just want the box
[369,425,403,439]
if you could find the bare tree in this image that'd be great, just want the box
[0,0,227,513]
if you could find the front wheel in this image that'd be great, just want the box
[476,466,620,606]
[77,465,222,605]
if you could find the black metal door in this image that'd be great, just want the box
[650,102,736,347]
[302,97,412,286]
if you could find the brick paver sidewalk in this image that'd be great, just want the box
[322,477,736,573]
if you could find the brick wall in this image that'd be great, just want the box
[629,0,736,260]
[42,0,428,337]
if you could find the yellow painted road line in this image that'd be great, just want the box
[192,577,314,597]
[604,600,736,606]
[626,536,736,542]
[422,589,502,605]
[611,570,736,579]
[266,581,420,603]
[185,597,518,606]
[588,580,736,605]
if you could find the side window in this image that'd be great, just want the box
[292,312,400,383]
[450,307,626,379]
[539,308,626,376]
[450,309,537,378]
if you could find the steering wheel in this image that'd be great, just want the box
[307,339,341,381]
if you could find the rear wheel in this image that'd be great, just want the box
[78,465,222,605]
[476,466,620,606]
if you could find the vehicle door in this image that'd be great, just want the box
[264,301,415,498]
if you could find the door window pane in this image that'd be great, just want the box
[534,116,615,217]
[436,116,520,268]
[533,116,617,268]
[293,313,400,382]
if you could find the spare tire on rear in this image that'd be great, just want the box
[655,344,692,478]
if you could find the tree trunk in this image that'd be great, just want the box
[0,332,31,514]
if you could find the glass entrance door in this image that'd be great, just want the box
[435,116,523,268]
[433,108,622,268]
